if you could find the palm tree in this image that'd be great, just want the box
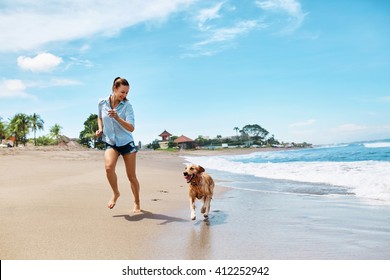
[8,113,31,146]
[233,127,240,138]
[50,124,62,144]
[30,113,44,146]
[79,114,98,148]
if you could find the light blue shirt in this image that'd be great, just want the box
[98,96,135,146]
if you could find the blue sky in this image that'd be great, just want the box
[0,0,389,145]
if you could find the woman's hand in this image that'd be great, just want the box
[96,130,103,137]
[107,109,133,132]
[108,109,118,119]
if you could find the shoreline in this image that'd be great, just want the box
[1,147,389,259]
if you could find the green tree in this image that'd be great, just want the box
[265,134,280,145]
[168,136,178,148]
[239,128,250,145]
[242,124,269,143]
[30,113,44,146]
[79,114,100,149]
[147,139,161,150]
[195,135,210,147]
[8,113,31,146]
[214,135,222,145]
[36,135,56,146]
[50,124,62,144]
[0,117,6,142]
[233,127,240,137]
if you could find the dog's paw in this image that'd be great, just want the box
[203,214,208,218]
[191,216,196,220]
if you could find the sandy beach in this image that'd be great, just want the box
[1,146,390,260]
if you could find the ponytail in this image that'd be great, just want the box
[112,77,130,101]
[112,77,130,92]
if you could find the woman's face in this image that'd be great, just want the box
[114,85,129,101]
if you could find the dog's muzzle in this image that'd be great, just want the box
[183,172,194,183]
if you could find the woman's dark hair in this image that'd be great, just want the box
[112,77,130,100]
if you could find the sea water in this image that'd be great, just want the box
[183,140,390,204]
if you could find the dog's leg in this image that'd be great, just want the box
[201,197,206,214]
[202,196,210,218]
[190,197,196,220]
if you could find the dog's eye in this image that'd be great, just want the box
[190,167,194,170]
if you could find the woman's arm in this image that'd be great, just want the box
[114,115,134,132]
[96,117,103,137]
[109,103,135,132]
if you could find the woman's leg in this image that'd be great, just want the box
[123,152,141,213]
[104,148,120,209]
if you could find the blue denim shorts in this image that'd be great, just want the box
[104,141,137,156]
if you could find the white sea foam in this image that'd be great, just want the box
[183,156,390,202]
[364,142,390,148]
[315,144,349,149]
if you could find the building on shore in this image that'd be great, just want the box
[158,130,172,149]
[174,135,195,149]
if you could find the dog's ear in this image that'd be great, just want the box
[197,165,205,173]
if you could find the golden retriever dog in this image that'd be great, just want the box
[183,163,215,220]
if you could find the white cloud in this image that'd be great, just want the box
[3,79,25,91]
[65,57,94,70]
[38,78,82,88]
[187,0,303,57]
[183,2,269,57]
[185,19,265,57]
[196,2,225,30]
[0,77,81,99]
[195,20,261,47]
[289,119,316,128]
[0,0,195,52]
[17,53,63,73]
[0,79,35,99]
[256,0,301,15]
[255,0,306,32]
[80,44,91,53]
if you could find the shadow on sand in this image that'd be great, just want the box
[113,210,188,225]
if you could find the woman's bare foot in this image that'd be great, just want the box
[133,201,141,213]
[108,192,120,209]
